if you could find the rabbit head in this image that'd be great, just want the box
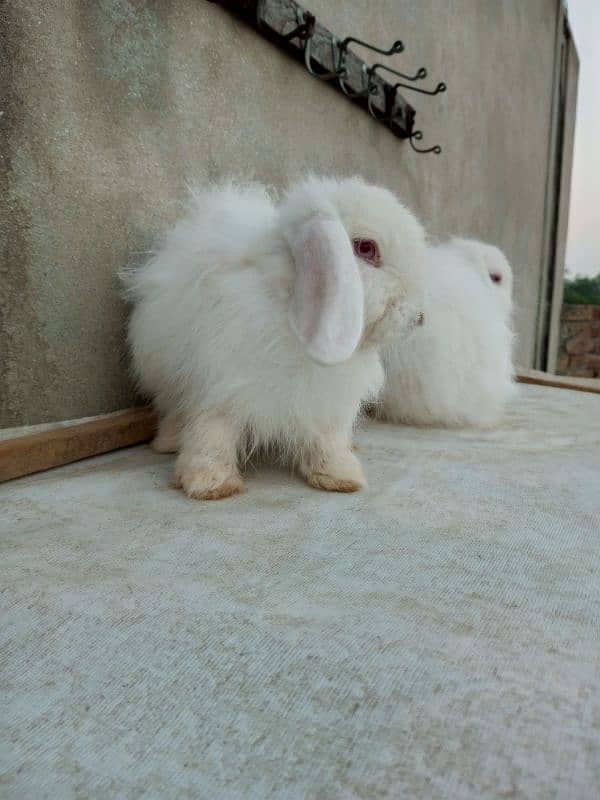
[279,176,426,366]
[449,238,514,320]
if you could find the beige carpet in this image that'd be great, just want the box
[1,384,599,799]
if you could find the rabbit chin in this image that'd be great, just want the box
[362,299,424,350]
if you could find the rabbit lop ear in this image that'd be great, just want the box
[288,217,364,366]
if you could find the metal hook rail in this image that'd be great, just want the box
[209,0,446,155]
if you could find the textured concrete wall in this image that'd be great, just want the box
[1,0,565,426]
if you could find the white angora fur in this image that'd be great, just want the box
[377,237,515,428]
[123,176,427,499]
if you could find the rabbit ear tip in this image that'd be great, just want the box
[306,346,355,367]
[289,310,357,366]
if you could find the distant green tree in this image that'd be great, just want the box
[563,273,600,306]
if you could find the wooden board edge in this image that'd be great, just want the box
[515,370,600,395]
[0,407,157,483]
[2,370,598,484]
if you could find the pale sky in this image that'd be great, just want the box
[565,0,600,277]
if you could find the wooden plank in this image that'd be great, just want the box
[516,368,600,395]
[1,369,598,485]
[0,407,157,483]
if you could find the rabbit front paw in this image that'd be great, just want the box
[172,456,244,500]
[301,445,365,493]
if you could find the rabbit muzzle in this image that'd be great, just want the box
[362,295,425,349]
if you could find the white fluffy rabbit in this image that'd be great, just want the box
[124,176,426,499]
[376,237,515,428]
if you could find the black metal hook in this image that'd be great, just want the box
[409,130,442,155]
[338,36,404,59]
[370,63,428,83]
[305,33,405,85]
[392,80,446,97]
[337,37,403,89]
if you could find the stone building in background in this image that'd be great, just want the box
[558,305,600,378]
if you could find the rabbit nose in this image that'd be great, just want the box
[416,311,425,326]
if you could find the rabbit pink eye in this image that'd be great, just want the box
[352,238,381,266]
[490,272,502,284]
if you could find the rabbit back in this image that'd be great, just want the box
[125,182,278,412]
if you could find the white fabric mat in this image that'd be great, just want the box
[1,384,599,799]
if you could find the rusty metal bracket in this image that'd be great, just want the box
[208,0,445,154]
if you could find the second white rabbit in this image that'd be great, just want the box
[377,237,515,429]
